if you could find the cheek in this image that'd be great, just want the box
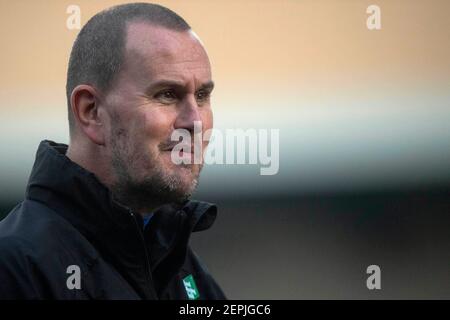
[143,109,176,142]
[200,108,213,131]
[200,108,213,148]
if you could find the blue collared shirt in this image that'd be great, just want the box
[143,213,153,229]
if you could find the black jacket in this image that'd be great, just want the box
[0,140,226,300]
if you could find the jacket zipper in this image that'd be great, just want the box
[129,210,159,299]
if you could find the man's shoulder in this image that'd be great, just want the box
[0,199,99,299]
[2,199,67,240]
[0,199,97,262]
[0,202,54,299]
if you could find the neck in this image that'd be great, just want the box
[66,140,114,192]
[66,140,173,218]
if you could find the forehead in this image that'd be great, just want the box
[123,21,211,81]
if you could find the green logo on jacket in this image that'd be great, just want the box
[183,274,199,300]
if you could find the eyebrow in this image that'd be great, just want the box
[147,80,215,92]
[199,80,215,91]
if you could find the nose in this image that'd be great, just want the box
[174,95,202,132]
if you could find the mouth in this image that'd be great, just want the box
[162,145,196,164]
[159,139,204,166]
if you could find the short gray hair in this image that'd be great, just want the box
[66,3,191,135]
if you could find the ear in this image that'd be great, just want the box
[70,85,105,145]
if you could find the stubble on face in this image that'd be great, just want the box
[103,24,212,214]
[108,112,202,213]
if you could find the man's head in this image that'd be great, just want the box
[66,3,214,213]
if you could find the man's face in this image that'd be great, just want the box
[102,22,214,212]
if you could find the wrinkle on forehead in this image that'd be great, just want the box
[117,22,212,90]
[124,22,209,70]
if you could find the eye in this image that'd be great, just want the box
[155,90,177,103]
[195,89,211,103]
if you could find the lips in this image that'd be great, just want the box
[162,142,195,153]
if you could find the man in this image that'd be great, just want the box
[0,3,225,300]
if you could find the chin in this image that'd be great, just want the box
[166,158,201,175]
[176,169,199,188]
[167,179,198,203]
[158,160,201,194]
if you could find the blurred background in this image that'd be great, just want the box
[0,0,449,299]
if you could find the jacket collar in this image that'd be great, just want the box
[25,140,217,298]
